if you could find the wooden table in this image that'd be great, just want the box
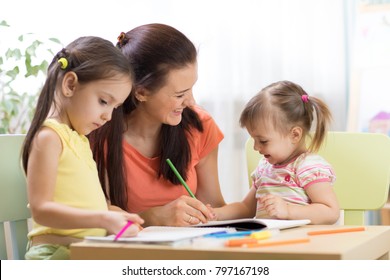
[70,225,390,260]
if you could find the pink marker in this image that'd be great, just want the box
[114,221,134,241]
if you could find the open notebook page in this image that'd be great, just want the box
[85,226,236,244]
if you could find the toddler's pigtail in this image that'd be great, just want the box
[307,96,332,152]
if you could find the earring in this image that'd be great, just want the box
[136,95,145,102]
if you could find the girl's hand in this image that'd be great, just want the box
[206,204,218,221]
[259,194,289,219]
[145,195,215,226]
[102,211,144,237]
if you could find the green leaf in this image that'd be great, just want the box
[0,20,10,27]
[25,52,32,70]
[49,38,62,44]
[26,65,40,77]
[12,104,19,115]
[39,60,49,71]
[5,66,20,79]
[3,99,14,113]
[1,30,61,134]
[26,40,43,57]
[5,48,22,60]
[9,91,20,98]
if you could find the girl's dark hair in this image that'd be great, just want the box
[239,80,332,152]
[22,36,133,177]
[90,23,203,210]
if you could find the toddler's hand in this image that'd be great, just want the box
[206,204,218,221]
[259,194,289,219]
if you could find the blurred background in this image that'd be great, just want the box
[1,0,389,203]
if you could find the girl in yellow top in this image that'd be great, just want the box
[21,36,143,260]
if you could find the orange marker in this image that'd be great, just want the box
[243,238,310,248]
[225,230,275,247]
[225,238,259,247]
[307,227,365,236]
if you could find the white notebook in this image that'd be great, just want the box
[193,218,311,231]
[85,226,235,244]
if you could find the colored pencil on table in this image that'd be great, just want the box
[209,230,255,239]
[307,227,365,236]
[225,231,275,247]
[243,238,310,248]
[225,238,261,247]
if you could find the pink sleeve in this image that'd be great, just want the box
[296,155,336,189]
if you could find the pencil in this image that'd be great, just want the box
[243,238,310,248]
[166,158,196,198]
[114,221,134,241]
[307,226,365,236]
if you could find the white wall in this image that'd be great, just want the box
[1,0,349,202]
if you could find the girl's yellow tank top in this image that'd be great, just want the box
[28,119,107,239]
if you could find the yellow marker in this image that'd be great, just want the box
[250,231,272,240]
[225,230,280,247]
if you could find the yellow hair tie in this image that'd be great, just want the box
[117,32,126,42]
[58,57,68,70]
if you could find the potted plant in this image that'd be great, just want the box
[0,20,62,134]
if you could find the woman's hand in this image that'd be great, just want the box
[141,195,216,226]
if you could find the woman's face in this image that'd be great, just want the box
[137,63,197,126]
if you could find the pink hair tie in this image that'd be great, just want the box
[301,94,309,103]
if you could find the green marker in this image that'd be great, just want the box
[166,158,196,198]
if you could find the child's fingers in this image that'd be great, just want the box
[121,224,141,237]
[125,213,144,225]
[205,203,217,220]
[259,194,270,204]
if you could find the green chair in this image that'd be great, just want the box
[245,132,390,225]
[0,134,30,259]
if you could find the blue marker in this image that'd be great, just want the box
[203,230,229,237]
[207,230,258,238]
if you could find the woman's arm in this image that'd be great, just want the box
[195,147,226,207]
[212,187,257,220]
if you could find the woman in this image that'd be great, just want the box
[90,24,226,226]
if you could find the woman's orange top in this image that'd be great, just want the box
[123,106,224,213]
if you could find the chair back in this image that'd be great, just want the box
[0,134,30,259]
[245,132,390,225]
